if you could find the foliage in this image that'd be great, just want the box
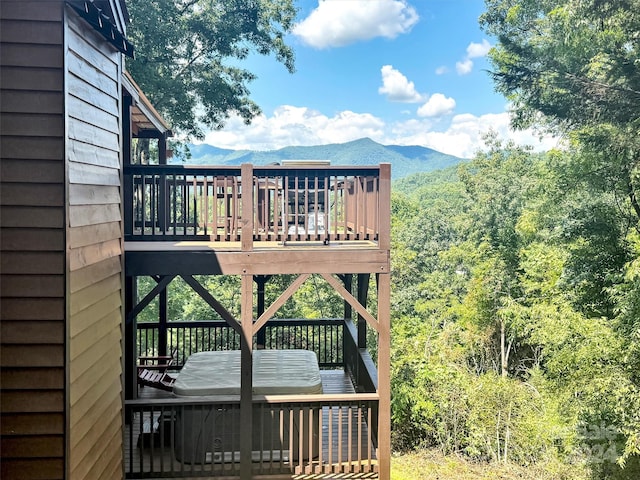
[125,0,296,138]
[391,448,588,480]
[480,0,640,132]
[390,135,639,476]
[476,2,640,473]
[480,0,640,226]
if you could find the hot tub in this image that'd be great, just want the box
[173,349,323,463]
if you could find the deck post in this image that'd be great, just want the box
[158,281,168,357]
[240,273,254,479]
[241,163,254,251]
[255,275,270,348]
[342,274,353,321]
[357,273,370,349]
[377,272,391,480]
[123,95,133,237]
[377,163,391,480]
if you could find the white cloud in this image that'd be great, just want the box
[417,93,456,117]
[435,66,449,75]
[201,106,560,159]
[388,112,560,158]
[203,106,385,150]
[456,58,474,75]
[466,39,491,58]
[378,65,424,103]
[456,39,491,75]
[293,0,419,49]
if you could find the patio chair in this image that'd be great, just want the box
[137,347,178,391]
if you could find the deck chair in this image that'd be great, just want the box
[137,347,178,391]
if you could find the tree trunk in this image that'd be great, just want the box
[501,318,507,378]
[504,403,512,464]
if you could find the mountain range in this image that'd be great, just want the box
[183,138,463,179]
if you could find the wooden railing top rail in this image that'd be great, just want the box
[125,392,379,407]
[124,164,381,176]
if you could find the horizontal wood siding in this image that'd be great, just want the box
[0,1,66,479]
[66,11,124,480]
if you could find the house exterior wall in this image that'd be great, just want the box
[1,2,126,478]
[1,2,67,478]
[65,10,124,480]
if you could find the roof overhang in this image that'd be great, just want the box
[122,71,173,138]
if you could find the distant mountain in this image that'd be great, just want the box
[182,138,463,179]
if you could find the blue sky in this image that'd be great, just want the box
[203,0,558,158]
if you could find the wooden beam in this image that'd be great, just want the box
[179,275,242,336]
[125,275,175,324]
[125,248,389,276]
[239,274,253,478]
[319,273,378,331]
[252,274,310,335]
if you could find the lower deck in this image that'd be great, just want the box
[125,370,378,479]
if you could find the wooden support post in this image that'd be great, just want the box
[122,95,132,166]
[123,95,133,237]
[158,132,167,165]
[158,133,168,232]
[240,274,254,479]
[158,280,168,357]
[378,163,391,251]
[357,273,370,349]
[241,163,254,251]
[341,274,353,321]
[254,275,270,348]
[377,271,391,480]
[377,162,391,480]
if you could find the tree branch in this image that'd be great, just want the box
[564,72,640,99]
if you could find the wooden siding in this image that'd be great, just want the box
[0,2,66,479]
[65,11,124,480]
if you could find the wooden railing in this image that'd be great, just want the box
[123,164,386,244]
[137,319,346,369]
[125,394,379,478]
[135,318,377,413]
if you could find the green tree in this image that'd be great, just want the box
[481,0,640,132]
[457,137,539,378]
[480,0,640,223]
[125,0,296,137]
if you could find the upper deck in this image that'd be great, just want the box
[124,162,391,276]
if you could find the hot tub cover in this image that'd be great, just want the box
[173,349,323,396]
